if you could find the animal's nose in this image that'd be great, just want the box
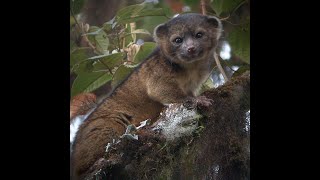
[187,47,195,54]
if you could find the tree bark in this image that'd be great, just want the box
[85,71,250,180]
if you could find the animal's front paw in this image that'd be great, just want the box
[183,96,213,109]
[195,96,213,107]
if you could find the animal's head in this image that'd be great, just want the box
[154,13,222,64]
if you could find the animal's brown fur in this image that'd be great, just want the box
[70,93,97,121]
[71,13,222,179]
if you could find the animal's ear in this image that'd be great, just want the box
[207,16,222,39]
[207,16,222,29]
[153,23,168,42]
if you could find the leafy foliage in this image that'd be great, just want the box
[70,0,250,97]
[70,48,92,72]
[134,42,157,64]
[88,52,126,71]
[70,2,167,98]
[71,72,112,97]
[111,64,139,87]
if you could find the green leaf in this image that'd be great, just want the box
[111,64,138,88]
[227,25,250,64]
[85,26,102,36]
[73,60,96,74]
[88,52,125,71]
[84,27,110,54]
[211,0,245,16]
[232,64,250,77]
[95,30,109,54]
[70,0,85,15]
[70,48,93,72]
[134,42,157,64]
[71,72,112,97]
[130,29,151,36]
[70,16,76,27]
[116,2,166,24]
[84,26,101,45]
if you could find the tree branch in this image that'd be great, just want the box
[84,71,250,180]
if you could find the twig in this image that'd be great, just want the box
[214,52,229,82]
[219,14,231,21]
[200,0,207,15]
[206,0,229,82]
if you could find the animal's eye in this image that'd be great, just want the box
[196,32,203,38]
[174,37,183,43]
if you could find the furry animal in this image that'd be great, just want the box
[71,13,222,179]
